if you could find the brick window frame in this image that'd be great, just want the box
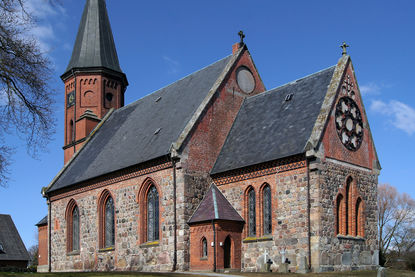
[259,183,272,236]
[137,178,161,244]
[65,198,80,253]
[244,186,256,237]
[333,175,365,237]
[98,189,115,249]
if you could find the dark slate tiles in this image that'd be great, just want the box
[211,66,336,174]
[188,184,244,224]
[48,56,232,192]
[0,214,29,261]
[65,0,122,74]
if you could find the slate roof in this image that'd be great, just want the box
[64,0,122,75]
[48,55,232,193]
[0,215,29,261]
[211,66,336,174]
[188,184,244,224]
[35,216,48,227]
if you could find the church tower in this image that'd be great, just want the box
[61,0,128,163]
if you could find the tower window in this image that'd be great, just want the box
[105,93,113,102]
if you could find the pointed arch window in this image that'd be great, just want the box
[248,188,256,237]
[263,185,272,235]
[201,237,208,258]
[104,196,115,247]
[99,190,115,249]
[147,185,159,242]
[334,176,365,237]
[355,197,364,237]
[336,194,344,235]
[66,199,80,253]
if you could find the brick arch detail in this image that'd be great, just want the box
[333,175,365,237]
[137,177,162,244]
[65,198,78,252]
[97,189,116,249]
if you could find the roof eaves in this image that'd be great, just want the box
[170,45,247,157]
[43,108,115,196]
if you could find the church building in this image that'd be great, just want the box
[37,0,380,273]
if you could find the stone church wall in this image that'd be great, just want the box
[49,166,190,272]
[317,160,378,271]
[216,159,310,273]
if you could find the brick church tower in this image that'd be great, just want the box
[60,0,128,163]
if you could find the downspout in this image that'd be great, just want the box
[212,219,216,272]
[306,159,312,271]
[47,198,51,272]
[172,157,177,271]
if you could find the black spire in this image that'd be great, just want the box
[63,0,123,76]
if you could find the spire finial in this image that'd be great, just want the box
[238,30,245,46]
[340,41,350,56]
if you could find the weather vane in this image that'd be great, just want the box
[340,41,350,56]
[238,30,245,46]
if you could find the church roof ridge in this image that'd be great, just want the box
[64,0,123,76]
[246,65,336,102]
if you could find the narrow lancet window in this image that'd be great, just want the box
[147,186,159,241]
[72,206,79,251]
[263,185,272,235]
[248,188,256,237]
[104,196,115,247]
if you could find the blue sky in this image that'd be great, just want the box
[1,0,414,249]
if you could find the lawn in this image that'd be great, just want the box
[0,269,414,277]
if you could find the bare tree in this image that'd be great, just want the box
[378,183,415,266]
[0,0,55,187]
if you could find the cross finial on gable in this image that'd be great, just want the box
[340,41,350,56]
[238,30,245,46]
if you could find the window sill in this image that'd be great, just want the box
[66,250,80,256]
[243,236,273,243]
[337,235,365,241]
[200,257,208,261]
[98,246,115,252]
[140,240,159,248]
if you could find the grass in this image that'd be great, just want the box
[0,269,414,277]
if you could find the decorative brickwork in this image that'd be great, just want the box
[49,158,172,201]
[213,156,306,185]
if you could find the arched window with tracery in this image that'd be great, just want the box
[147,185,159,242]
[262,185,272,235]
[66,199,80,252]
[247,188,256,237]
[201,237,208,258]
[99,190,115,249]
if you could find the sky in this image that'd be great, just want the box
[1,0,414,250]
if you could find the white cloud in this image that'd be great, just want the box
[360,82,381,95]
[371,99,415,135]
[22,0,66,54]
[163,56,180,74]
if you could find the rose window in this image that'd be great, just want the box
[335,97,363,151]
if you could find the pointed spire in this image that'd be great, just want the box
[64,0,123,75]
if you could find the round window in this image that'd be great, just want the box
[236,66,255,94]
[335,97,364,151]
